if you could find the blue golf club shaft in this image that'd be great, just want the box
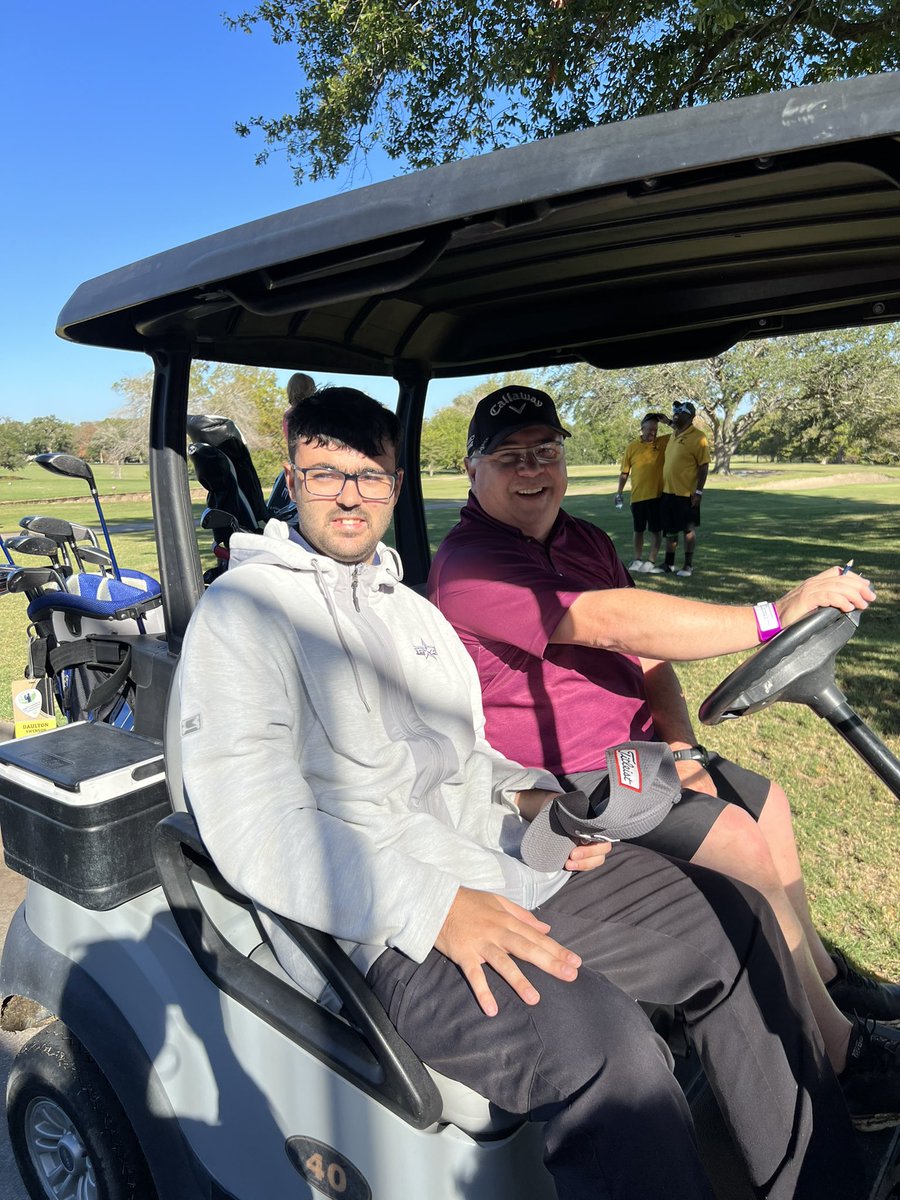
[88,487,122,582]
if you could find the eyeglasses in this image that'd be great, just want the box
[293,466,399,500]
[475,440,565,469]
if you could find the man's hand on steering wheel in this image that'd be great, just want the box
[776,566,875,630]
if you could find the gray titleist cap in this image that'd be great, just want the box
[520,742,682,871]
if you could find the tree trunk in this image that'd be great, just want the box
[712,441,732,474]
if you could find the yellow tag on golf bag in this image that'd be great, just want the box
[11,678,57,738]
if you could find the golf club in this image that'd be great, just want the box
[34,453,122,581]
[78,544,114,573]
[0,564,18,595]
[5,565,69,602]
[6,533,67,573]
[20,513,99,572]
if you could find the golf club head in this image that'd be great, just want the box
[68,520,100,546]
[78,545,113,570]
[0,565,18,595]
[201,507,240,532]
[6,566,68,595]
[20,514,75,541]
[7,534,62,561]
[34,452,97,491]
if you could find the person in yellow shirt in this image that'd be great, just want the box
[615,413,670,573]
[660,401,710,578]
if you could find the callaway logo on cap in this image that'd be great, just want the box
[467,385,570,456]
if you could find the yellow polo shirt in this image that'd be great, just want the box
[663,425,710,496]
[619,435,669,503]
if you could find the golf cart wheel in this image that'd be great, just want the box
[7,1020,156,1200]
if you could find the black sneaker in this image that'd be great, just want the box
[840,1016,900,1131]
[827,950,900,1027]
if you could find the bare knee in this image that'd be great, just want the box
[693,804,781,893]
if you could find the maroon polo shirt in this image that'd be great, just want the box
[428,494,654,776]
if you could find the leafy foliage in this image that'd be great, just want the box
[226,1,900,182]
[421,406,470,474]
[741,327,900,464]
[110,361,289,482]
[0,416,75,471]
[547,327,900,471]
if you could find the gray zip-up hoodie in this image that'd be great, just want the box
[179,521,564,1006]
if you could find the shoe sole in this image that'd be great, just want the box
[851,1111,900,1132]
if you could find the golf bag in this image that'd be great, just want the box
[25,570,164,727]
[188,414,297,583]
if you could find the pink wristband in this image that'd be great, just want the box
[753,601,782,642]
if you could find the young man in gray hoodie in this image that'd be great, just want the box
[179,386,867,1200]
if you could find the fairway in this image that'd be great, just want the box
[0,460,898,981]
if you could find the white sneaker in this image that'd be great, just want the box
[627,559,644,572]
[643,562,666,574]
[676,565,693,577]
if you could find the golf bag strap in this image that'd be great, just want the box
[27,636,50,680]
[48,639,133,713]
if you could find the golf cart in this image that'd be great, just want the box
[2,73,900,1200]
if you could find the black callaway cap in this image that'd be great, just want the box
[467,386,570,457]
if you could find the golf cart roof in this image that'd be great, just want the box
[59,74,900,376]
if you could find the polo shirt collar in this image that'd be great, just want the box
[461,491,570,546]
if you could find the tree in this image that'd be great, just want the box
[226,1,899,183]
[544,362,638,464]
[601,343,800,474]
[420,406,470,474]
[448,370,543,416]
[80,418,142,467]
[742,327,900,463]
[543,326,900,471]
[0,420,26,471]
[112,361,288,483]
[20,415,75,457]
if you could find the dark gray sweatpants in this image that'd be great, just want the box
[368,843,863,1200]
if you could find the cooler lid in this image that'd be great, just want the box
[0,723,164,793]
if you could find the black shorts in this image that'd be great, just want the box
[563,752,770,861]
[660,492,700,535]
[630,497,661,533]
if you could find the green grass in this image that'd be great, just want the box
[1,463,898,978]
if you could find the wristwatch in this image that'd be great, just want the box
[672,745,710,768]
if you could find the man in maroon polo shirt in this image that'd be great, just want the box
[427,383,900,1121]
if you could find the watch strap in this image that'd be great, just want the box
[672,745,710,767]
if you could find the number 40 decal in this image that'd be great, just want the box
[285,1137,371,1200]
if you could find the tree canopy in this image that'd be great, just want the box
[110,361,289,481]
[227,1,899,183]
[418,326,900,473]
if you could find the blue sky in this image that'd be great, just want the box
[1,2,480,424]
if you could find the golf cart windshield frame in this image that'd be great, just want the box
[57,74,900,642]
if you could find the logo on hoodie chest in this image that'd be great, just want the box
[414,638,438,660]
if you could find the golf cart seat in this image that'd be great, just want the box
[160,656,522,1138]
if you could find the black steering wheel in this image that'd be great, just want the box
[699,606,861,726]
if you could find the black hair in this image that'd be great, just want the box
[285,386,402,461]
[641,412,664,425]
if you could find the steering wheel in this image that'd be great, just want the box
[699,606,861,726]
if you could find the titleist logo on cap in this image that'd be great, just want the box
[489,390,546,417]
[613,747,642,791]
